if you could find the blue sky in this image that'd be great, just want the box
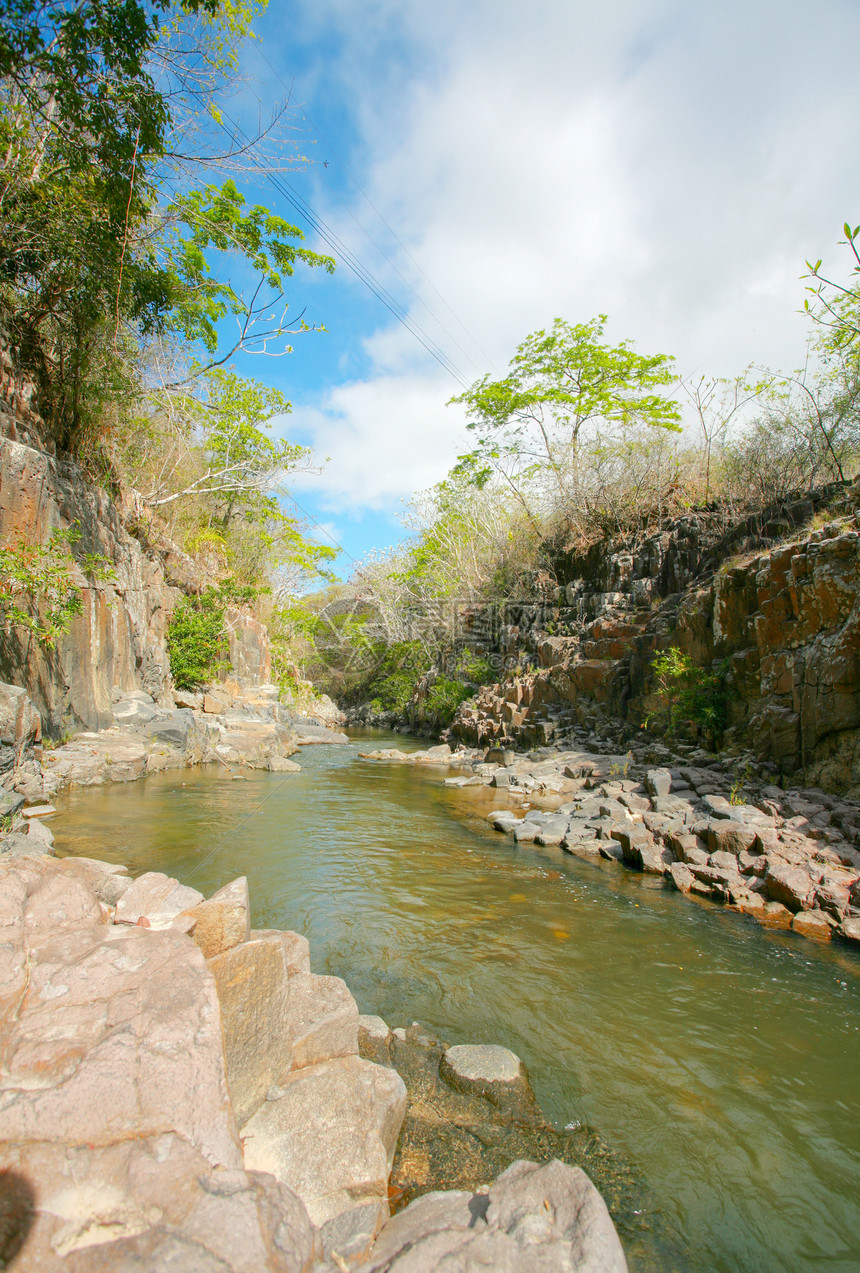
[211,0,860,580]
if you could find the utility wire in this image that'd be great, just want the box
[218,109,473,391]
[256,48,497,376]
[273,478,358,564]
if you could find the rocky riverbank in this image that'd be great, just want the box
[437,479,860,796]
[0,678,348,808]
[359,740,860,950]
[0,841,628,1271]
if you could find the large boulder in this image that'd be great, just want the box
[0,871,241,1170]
[765,861,821,912]
[143,707,195,749]
[114,870,204,928]
[706,821,759,856]
[241,1055,407,1258]
[360,1158,628,1273]
[113,693,158,728]
[439,1044,537,1120]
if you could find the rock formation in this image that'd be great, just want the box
[0,677,346,804]
[446,480,860,796]
[0,845,629,1272]
[0,387,272,737]
[360,743,860,950]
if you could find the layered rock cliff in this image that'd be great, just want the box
[449,480,860,797]
[0,361,270,736]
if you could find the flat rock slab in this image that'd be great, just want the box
[442,1044,522,1085]
[440,1044,537,1121]
[292,725,349,745]
[268,755,301,772]
[241,1054,407,1257]
[208,935,293,1127]
[362,1158,628,1273]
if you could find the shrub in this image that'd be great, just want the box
[362,641,432,713]
[454,648,496,685]
[650,646,728,745]
[425,675,474,726]
[167,589,230,689]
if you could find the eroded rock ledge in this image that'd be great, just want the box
[1,679,347,805]
[0,848,628,1272]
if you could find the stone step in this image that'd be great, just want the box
[241,1054,407,1259]
[288,972,360,1071]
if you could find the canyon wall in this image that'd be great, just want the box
[0,364,270,736]
[450,480,860,796]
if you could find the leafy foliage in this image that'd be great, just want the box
[804,222,860,358]
[0,0,333,461]
[0,1,339,636]
[166,587,230,688]
[364,641,431,714]
[0,525,113,645]
[650,647,728,744]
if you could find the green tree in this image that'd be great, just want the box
[450,317,681,512]
[804,222,860,358]
[0,0,333,455]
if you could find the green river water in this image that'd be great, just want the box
[52,732,860,1273]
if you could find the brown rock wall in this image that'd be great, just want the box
[450,482,860,793]
[0,423,271,736]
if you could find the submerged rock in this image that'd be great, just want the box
[439,1044,537,1119]
[361,1022,673,1270]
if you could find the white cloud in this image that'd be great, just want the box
[274,0,860,509]
[288,372,470,510]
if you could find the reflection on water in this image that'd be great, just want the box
[54,732,860,1273]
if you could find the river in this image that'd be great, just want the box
[52,731,860,1273]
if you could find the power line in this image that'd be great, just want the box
[217,109,474,391]
[256,49,493,379]
[273,479,357,565]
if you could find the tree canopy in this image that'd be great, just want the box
[0,0,333,454]
[450,316,681,497]
[0,0,339,618]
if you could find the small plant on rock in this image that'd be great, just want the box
[650,646,728,747]
[609,751,633,778]
[0,526,114,646]
[729,760,754,806]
